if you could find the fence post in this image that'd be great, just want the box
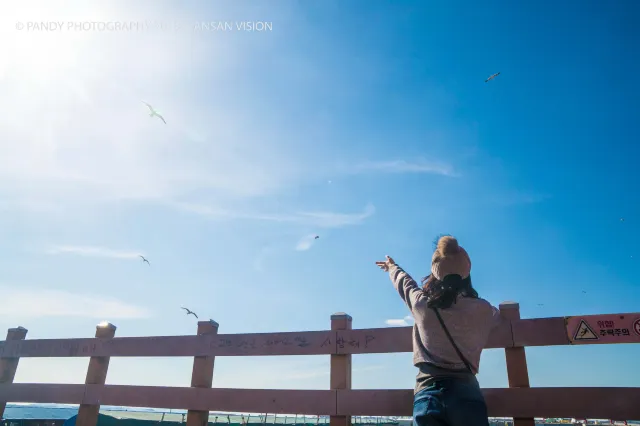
[0,327,28,419]
[330,313,352,426]
[499,302,534,426]
[76,322,117,426]
[186,320,219,426]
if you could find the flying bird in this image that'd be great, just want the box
[142,101,167,124]
[314,235,319,240]
[485,72,500,83]
[181,307,198,318]
[139,255,150,265]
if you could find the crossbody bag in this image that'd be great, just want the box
[432,307,475,374]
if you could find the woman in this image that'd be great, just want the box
[376,235,501,426]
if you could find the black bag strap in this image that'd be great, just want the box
[432,307,474,374]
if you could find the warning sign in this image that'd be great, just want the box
[573,320,598,341]
[566,313,640,344]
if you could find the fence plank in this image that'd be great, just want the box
[77,323,117,426]
[335,327,408,355]
[484,387,640,419]
[330,313,352,426]
[0,327,28,419]
[334,320,513,355]
[501,302,534,426]
[0,331,334,358]
[2,384,639,419]
[0,383,85,404]
[336,389,413,416]
[336,388,640,419]
[513,317,569,347]
[83,385,335,414]
[2,313,633,359]
[186,320,218,426]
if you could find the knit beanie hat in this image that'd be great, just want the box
[431,236,471,280]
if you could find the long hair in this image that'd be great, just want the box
[421,273,478,309]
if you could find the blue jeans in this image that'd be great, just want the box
[413,378,489,426]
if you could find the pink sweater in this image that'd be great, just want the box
[388,264,501,373]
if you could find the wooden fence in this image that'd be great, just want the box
[1,302,639,426]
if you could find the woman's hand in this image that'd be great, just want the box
[375,255,396,272]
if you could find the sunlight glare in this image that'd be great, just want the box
[0,2,100,84]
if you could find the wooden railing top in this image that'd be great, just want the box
[0,312,638,358]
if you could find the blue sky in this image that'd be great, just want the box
[0,0,638,393]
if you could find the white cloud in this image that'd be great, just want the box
[385,315,414,326]
[294,203,375,228]
[295,234,318,251]
[0,287,152,319]
[174,203,375,229]
[45,245,144,260]
[351,160,459,177]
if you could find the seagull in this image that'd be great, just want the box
[314,235,319,240]
[485,72,500,83]
[139,255,150,265]
[142,101,167,124]
[181,307,198,318]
